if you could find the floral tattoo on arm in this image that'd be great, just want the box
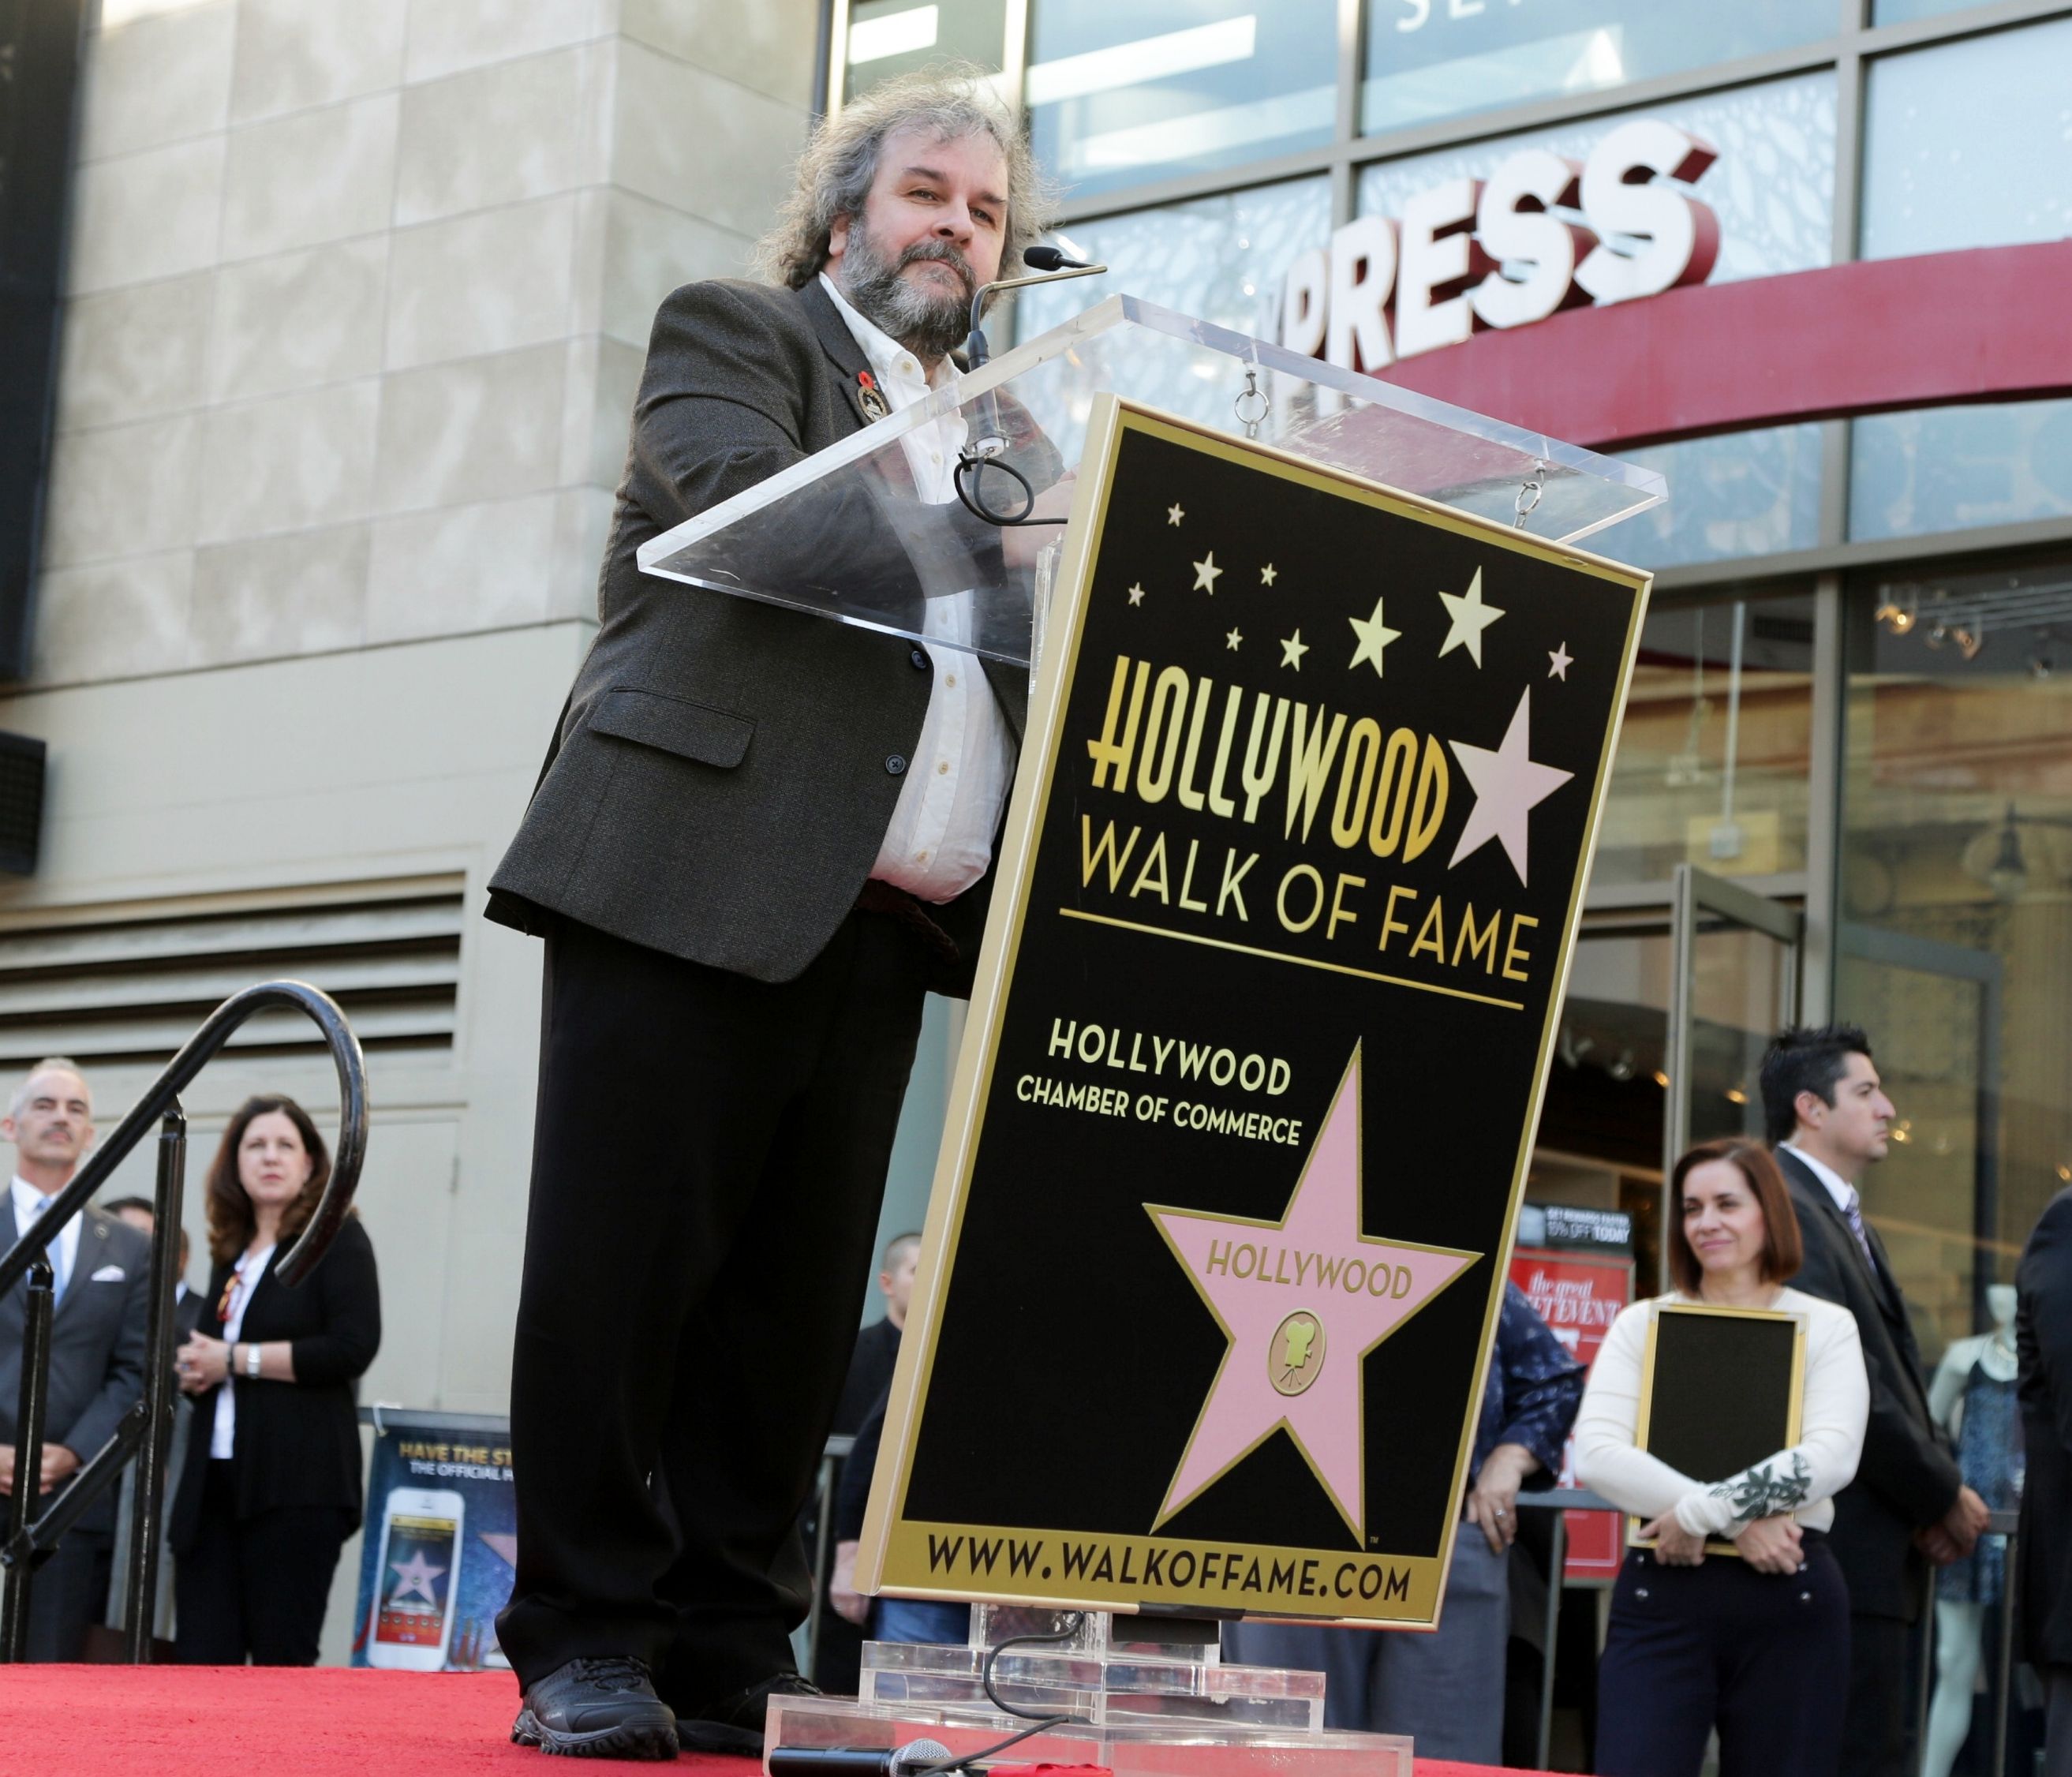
[1710,1452,1812,1524]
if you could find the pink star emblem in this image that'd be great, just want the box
[1146,1048,1479,1539]
[389,1549,447,1606]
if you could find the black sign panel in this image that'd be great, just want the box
[861,400,1650,1624]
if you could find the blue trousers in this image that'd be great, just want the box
[1596,1536,1849,1777]
[1222,1527,1509,1763]
[870,1597,970,1644]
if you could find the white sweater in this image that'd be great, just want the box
[1573,1289,1869,1539]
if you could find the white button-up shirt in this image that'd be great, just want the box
[820,273,1014,904]
[11,1177,80,1300]
[210,1241,275,1461]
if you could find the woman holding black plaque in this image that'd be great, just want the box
[1575,1139,1869,1777]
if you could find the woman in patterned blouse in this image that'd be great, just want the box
[1576,1138,1869,1777]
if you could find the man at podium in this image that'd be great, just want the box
[484,68,1060,1760]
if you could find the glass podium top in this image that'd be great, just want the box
[638,293,1663,668]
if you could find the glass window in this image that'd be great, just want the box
[1593,593,1815,888]
[839,1,1010,107]
[1026,0,1337,200]
[1850,398,2072,541]
[1357,76,1836,570]
[1361,0,1827,137]
[1860,17,2072,260]
[1015,174,1330,343]
[1838,548,2072,1359]
[1872,0,1984,19]
[1356,73,1839,286]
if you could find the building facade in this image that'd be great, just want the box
[7,0,2070,1677]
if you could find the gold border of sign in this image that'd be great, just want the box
[1630,1300,1810,1558]
[858,396,1653,1628]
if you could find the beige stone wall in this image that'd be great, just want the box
[39,0,817,685]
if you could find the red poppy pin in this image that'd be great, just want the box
[857,369,891,422]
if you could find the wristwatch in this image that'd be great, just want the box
[244,1342,262,1379]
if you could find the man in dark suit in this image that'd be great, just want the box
[1760,1025,1988,1777]
[103,1197,202,1339]
[0,1058,150,1660]
[488,70,1061,1758]
[2014,1187,2072,1764]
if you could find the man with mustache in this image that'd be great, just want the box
[487,69,1064,1760]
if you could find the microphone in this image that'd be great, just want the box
[768,1738,954,1777]
[963,245,1109,380]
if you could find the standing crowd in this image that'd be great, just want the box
[0,1057,380,1665]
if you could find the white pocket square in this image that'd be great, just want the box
[90,1264,125,1282]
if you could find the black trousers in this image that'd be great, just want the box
[496,911,932,1705]
[1841,1611,1911,1777]
[1596,1538,1851,1777]
[174,1458,350,1664]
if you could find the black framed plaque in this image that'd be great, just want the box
[1634,1303,1806,1556]
[858,398,1651,1627]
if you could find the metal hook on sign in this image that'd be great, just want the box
[1514,459,1548,529]
[1235,368,1270,439]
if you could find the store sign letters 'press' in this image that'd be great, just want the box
[1282,120,1721,368]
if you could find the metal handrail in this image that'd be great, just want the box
[0,980,367,1662]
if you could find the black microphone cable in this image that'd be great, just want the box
[907,1611,1091,1775]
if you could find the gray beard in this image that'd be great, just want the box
[836,226,978,363]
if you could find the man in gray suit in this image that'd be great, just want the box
[0,1057,150,1660]
[1761,1025,1988,1777]
[488,70,1061,1758]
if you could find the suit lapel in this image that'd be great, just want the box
[798,279,878,432]
[52,1210,114,1325]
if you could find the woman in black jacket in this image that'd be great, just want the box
[171,1094,380,1663]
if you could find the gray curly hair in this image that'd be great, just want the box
[754,65,1059,290]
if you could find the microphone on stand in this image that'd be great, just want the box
[768,1738,954,1777]
[954,245,1106,525]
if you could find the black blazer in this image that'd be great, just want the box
[487,276,1060,992]
[169,1216,380,1549]
[0,1206,150,1535]
[2017,1188,2072,1668]
[1777,1148,1962,1618]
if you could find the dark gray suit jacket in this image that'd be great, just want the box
[2017,1188,2072,1668]
[488,276,1057,990]
[0,1205,151,1535]
[1777,1147,1962,1618]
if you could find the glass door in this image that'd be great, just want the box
[1661,864,1803,1287]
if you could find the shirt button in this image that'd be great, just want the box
[910,647,929,670]
[930,451,942,464]
[914,851,928,863]
[937,761,949,775]
[886,754,907,776]
[944,673,956,687]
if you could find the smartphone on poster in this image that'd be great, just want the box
[365,1487,465,1669]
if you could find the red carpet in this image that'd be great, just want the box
[0,1665,1541,1775]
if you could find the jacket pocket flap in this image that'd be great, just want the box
[590,689,753,769]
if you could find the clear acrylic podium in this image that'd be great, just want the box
[638,293,1662,672]
[638,295,1663,1772]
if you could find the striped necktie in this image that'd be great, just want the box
[1838,1184,1876,1267]
[31,1196,69,1301]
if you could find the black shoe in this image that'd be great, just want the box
[675,1673,824,1756]
[512,1657,680,1760]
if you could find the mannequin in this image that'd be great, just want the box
[1924,1283,2022,1777]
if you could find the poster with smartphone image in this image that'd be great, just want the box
[351,1408,517,1672]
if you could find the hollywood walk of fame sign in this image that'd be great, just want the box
[858,398,1650,1627]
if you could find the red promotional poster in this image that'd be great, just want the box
[1509,1244,1633,1583]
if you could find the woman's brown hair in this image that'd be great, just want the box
[1666,1137,1804,1294]
[204,1094,331,1266]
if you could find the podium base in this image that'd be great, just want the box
[769,1610,1409,1777]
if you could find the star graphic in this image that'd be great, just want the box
[1260,563,1277,586]
[1167,503,1185,526]
[1547,641,1573,680]
[1437,567,1505,667]
[1127,582,1145,606]
[1447,686,1573,886]
[1147,1049,1479,1538]
[389,1549,447,1607]
[1280,630,1309,670]
[1225,627,1243,651]
[1193,552,1224,594]
[1345,596,1401,678]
